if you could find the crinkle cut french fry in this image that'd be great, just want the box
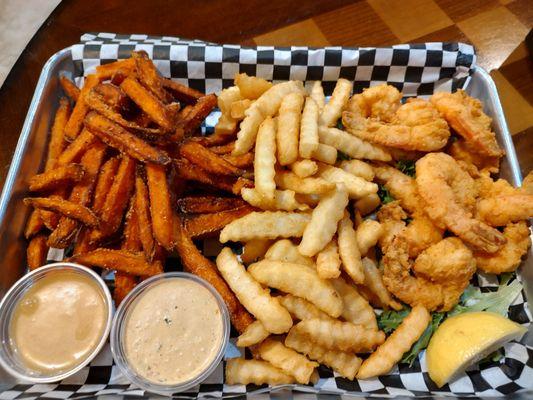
[24,211,44,239]
[173,94,217,141]
[29,164,85,192]
[290,159,317,178]
[338,212,365,284]
[285,329,362,380]
[48,142,107,248]
[316,240,341,279]
[177,196,248,214]
[89,156,136,243]
[241,239,273,265]
[64,74,99,141]
[257,338,318,384]
[184,206,255,239]
[92,157,120,214]
[241,188,308,211]
[299,97,319,159]
[56,129,97,166]
[233,81,305,155]
[339,159,375,181]
[265,239,314,267]
[45,98,70,170]
[215,86,241,136]
[230,99,253,120]
[277,92,304,166]
[179,141,242,177]
[162,77,204,104]
[248,260,343,318]
[236,320,270,347]
[331,277,378,331]
[146,164,173,250]
[311,143,337,164]
[173,219,254,333]
[319,126,391,161]
[298,184,348,257]
[70,249,162,277]
[59,76,80,102]
[234,73,273,100]
[27,234,48,270]
[254,117,277,200]
[309,81,325,112]
[225,358,295,385]
[221,152,254,169]
[120,76,173,131]
[275,170,335,195]
[278,294,331,321]
[174,158,235,193]
[84,112,170,165]
[219,211,311,243]
[362,258,403,311]
[133,51,172,103]
[356,219,383,256]
[291,318,385,352]
[24,197,99,227]
[319,78,351,127]
[216,248,292,334]
[357,306,430,379]
[95,58,135,80]
[317,164,378,199]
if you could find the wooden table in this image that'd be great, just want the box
[0,0,531,188]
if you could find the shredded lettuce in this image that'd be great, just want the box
[396,160,416,177]
[401,312,445,366]
[378,184,395,204]
[378,309,410,334]
[336,151,351,162]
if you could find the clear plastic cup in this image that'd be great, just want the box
[110,272,230,395]
[0,262,113,383]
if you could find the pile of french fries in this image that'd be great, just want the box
[24,52,427,384]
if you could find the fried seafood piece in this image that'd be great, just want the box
[522,170,533,194]
[400,212,444,258]
[376,201,407,252]
[477,194,533,227]
[448,139,499,176]
[430,90,503,158]
[373,163,421,213]
[345,83,402,122]
[343,99,450,152]
[475,173,517,198]
[413,237,476,311]
[474,222,531,274]
[416,152,505,253]
[357,306,430,379]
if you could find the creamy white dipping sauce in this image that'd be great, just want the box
[123,278,224,385]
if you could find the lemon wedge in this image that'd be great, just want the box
[426,311,527,387]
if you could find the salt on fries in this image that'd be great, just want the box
[23,56,532,387]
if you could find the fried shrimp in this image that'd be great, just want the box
[376,201,407,252]
[345,84,402,122]
[474,222,531,274]
[430,90,503,158]
[477,194,533,227]
[400,213,444,258]
[373,163,422,214]
[448,139,499,176]
[416,152,505,253]
[343,99,450,152]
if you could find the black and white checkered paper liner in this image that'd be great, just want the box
[4,33,532,399]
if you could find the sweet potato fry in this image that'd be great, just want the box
[84,112,170,165]
[179,141,242,176]
[45,98,70,170]
[162,78,204,104]
[29,164,85,192]
[210,142,235,154]
[89,155,135,242]
[184,206,255,239]
[96,58,136,81]
[59,76,80,102]
[27,234,48,270]
[146,164,173,250]
[222,152,254,169]
[123,196,142,252]
[24,211,44,239]
[134,171,156,260]
[72,228,95,255]
[173,214,253,333]
[93,83,131,111]
[174,158,235,192]
[114,272,138,305]
[92,157,120,213]
[48,142,107,248]
[193,131,235,147]
[110,68,132,86]
[24,197,99,227]
[120,76,173,131]
[56,129,97,166]
[177,196,248,214]
[232,177,254,195]
[173,94,217,141]
[64,74,99,141]
[133,51,172,103]
[70,249,162,277]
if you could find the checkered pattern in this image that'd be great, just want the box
[4,33,531,399]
